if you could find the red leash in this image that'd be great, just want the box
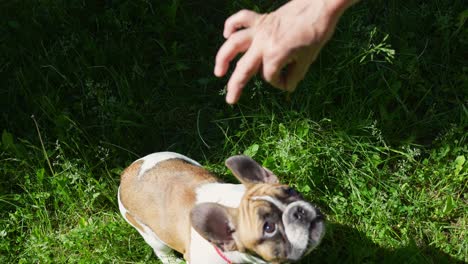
[214,246,232,264]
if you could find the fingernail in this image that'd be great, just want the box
[226,92,236,104]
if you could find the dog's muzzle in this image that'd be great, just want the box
[283,201,325,261]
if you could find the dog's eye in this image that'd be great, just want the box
[263,221,277,237]
[285,187,299,197]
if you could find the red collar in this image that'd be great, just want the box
[214,246,232,264]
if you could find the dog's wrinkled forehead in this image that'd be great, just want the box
[244,184,303,210]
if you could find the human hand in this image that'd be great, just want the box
[214,0,356,104]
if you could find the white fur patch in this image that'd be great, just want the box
[190,228,268,264]
[195,183,246,207]
[136,152,201,178]
[189,228,228,263]
[224,251,269,264]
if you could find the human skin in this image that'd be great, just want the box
[214,0,358,104]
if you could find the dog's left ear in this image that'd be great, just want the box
[225,155,279,187]
[190,203,238,251]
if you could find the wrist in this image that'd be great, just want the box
[326,0,358,16]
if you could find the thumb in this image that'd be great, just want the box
[282,60,310,92]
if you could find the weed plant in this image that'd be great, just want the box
[0,0,466,263]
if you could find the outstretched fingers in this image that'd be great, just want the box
[214,29,253,77]
[223,9,260,38]
[226,47,262,104]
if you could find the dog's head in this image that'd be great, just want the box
[191,155,325,263]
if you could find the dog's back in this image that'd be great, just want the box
[118,152,217,256]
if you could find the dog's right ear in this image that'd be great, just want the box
[190,203,238,252]
[225,155,279,188]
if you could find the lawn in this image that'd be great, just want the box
[0,0,466,263]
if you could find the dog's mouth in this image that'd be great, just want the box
[285,219,325,262]
[304,210,325,256]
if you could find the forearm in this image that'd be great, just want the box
[325,0,359,17]
[285,0,357,27]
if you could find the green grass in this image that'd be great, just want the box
[1,0,467,263]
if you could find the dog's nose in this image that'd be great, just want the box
[293,206,306,220]
[283,201,322,229]
[289,204,315,224]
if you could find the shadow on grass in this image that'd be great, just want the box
[137,221,463,264]
[304,222,463,264]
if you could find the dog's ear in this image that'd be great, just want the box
[225,155,279,187]
[190,203,238,251]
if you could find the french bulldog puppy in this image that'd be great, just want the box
[118,152,324,264]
